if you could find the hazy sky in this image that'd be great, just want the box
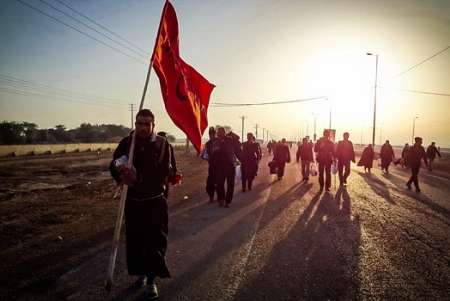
[0,0,449,146]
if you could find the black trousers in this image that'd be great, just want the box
[124,196,170,278]
[301,160,311,179]
[216,166,235,204]
[277,162,286,178]
[407,165,421,189]
[338,161,351,184]
[206,165,216,199]
[318,162,332,189]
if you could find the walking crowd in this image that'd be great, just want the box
[108,109,443,299]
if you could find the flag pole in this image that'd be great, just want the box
[105,0,170,291]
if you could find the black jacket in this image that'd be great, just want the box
[314,137,335,164]
[209,135,241,169]
[110,133,171,198]
[296,143,314,162]
[426,145,441,159]
[407,144,428,167]
[336,140,355,163]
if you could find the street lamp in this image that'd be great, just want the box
[312,113,317,141]
[412,116,419,143]
[367,52,379,147]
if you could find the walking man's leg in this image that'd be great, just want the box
[325,163,332,190]
[318,163,325,190]
[301,161,306,180]
[412,166,421,192]
[225,167,235,206]
[428,158,433,171]
[277,162,285,180]
[305,161,310,181]
[216,172,226,206]
[344,161,351,184]
[338,161,344,185]
[206,171,215,202]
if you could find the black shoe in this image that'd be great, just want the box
[145,283,159,300]
[242,187,246,192]
[224,203,230,208]
[406,183,411,190]
[416,188,421,193]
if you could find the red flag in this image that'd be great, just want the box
[152,1,215,153]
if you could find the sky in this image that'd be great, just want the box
[0,0,449,146]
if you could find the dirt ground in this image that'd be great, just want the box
[0,149,208,299]
[0,146,449,300]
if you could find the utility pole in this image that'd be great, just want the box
[255,124,258,140]
[367,52,379,146]
[412,116,419,143]
[129,103,135,129]
[239,116,246,140]
[313,114,317,141]
[262,128,265,143]
[328,100,332,129]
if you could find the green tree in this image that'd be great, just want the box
[0,121,24,144]
[22,122,38,143]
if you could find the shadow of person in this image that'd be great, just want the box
[232,187,361,300]
[382,172,450,219]
[358,171,395,204]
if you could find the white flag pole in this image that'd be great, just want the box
[105,0,169,291]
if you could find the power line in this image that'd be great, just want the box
[0,74,129,105]
[211,96,327,107]
[14,0,147,65]
[0,87,120,109]
[37,0,148,60]
[378,86,450,97]
[53,0,150,56]
[392,45,450,79]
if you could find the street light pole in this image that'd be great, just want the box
[328,98,332,129]
[412,116,419,143]
[367,53,378,147]
[313,113,317,141]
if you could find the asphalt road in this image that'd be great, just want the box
[53,148,450,300]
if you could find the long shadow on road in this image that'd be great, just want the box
[358,171,395,204]
[233,187,361,300]
[381,172,450,220]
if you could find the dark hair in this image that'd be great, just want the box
[415,137,422,143]
[136,109,155,120]
[209,126,216,135]
[343,132,349,136]
[157,131,167,137]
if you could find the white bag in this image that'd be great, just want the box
[310,163,318,176]
[331,162,338,175]
[235,165,242,182]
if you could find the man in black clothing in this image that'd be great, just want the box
[296,137,314,182]
[109,109,171,299]
[273,138,291,180]
[335,132,355,186]
[406,137,428,193]
[380,140,395,173]
[241,132,262,191]
[209,127,241,207]
[426,142,441,172]
[202,127,217,202]
[401,143,409,168]
[314,129,335,191]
